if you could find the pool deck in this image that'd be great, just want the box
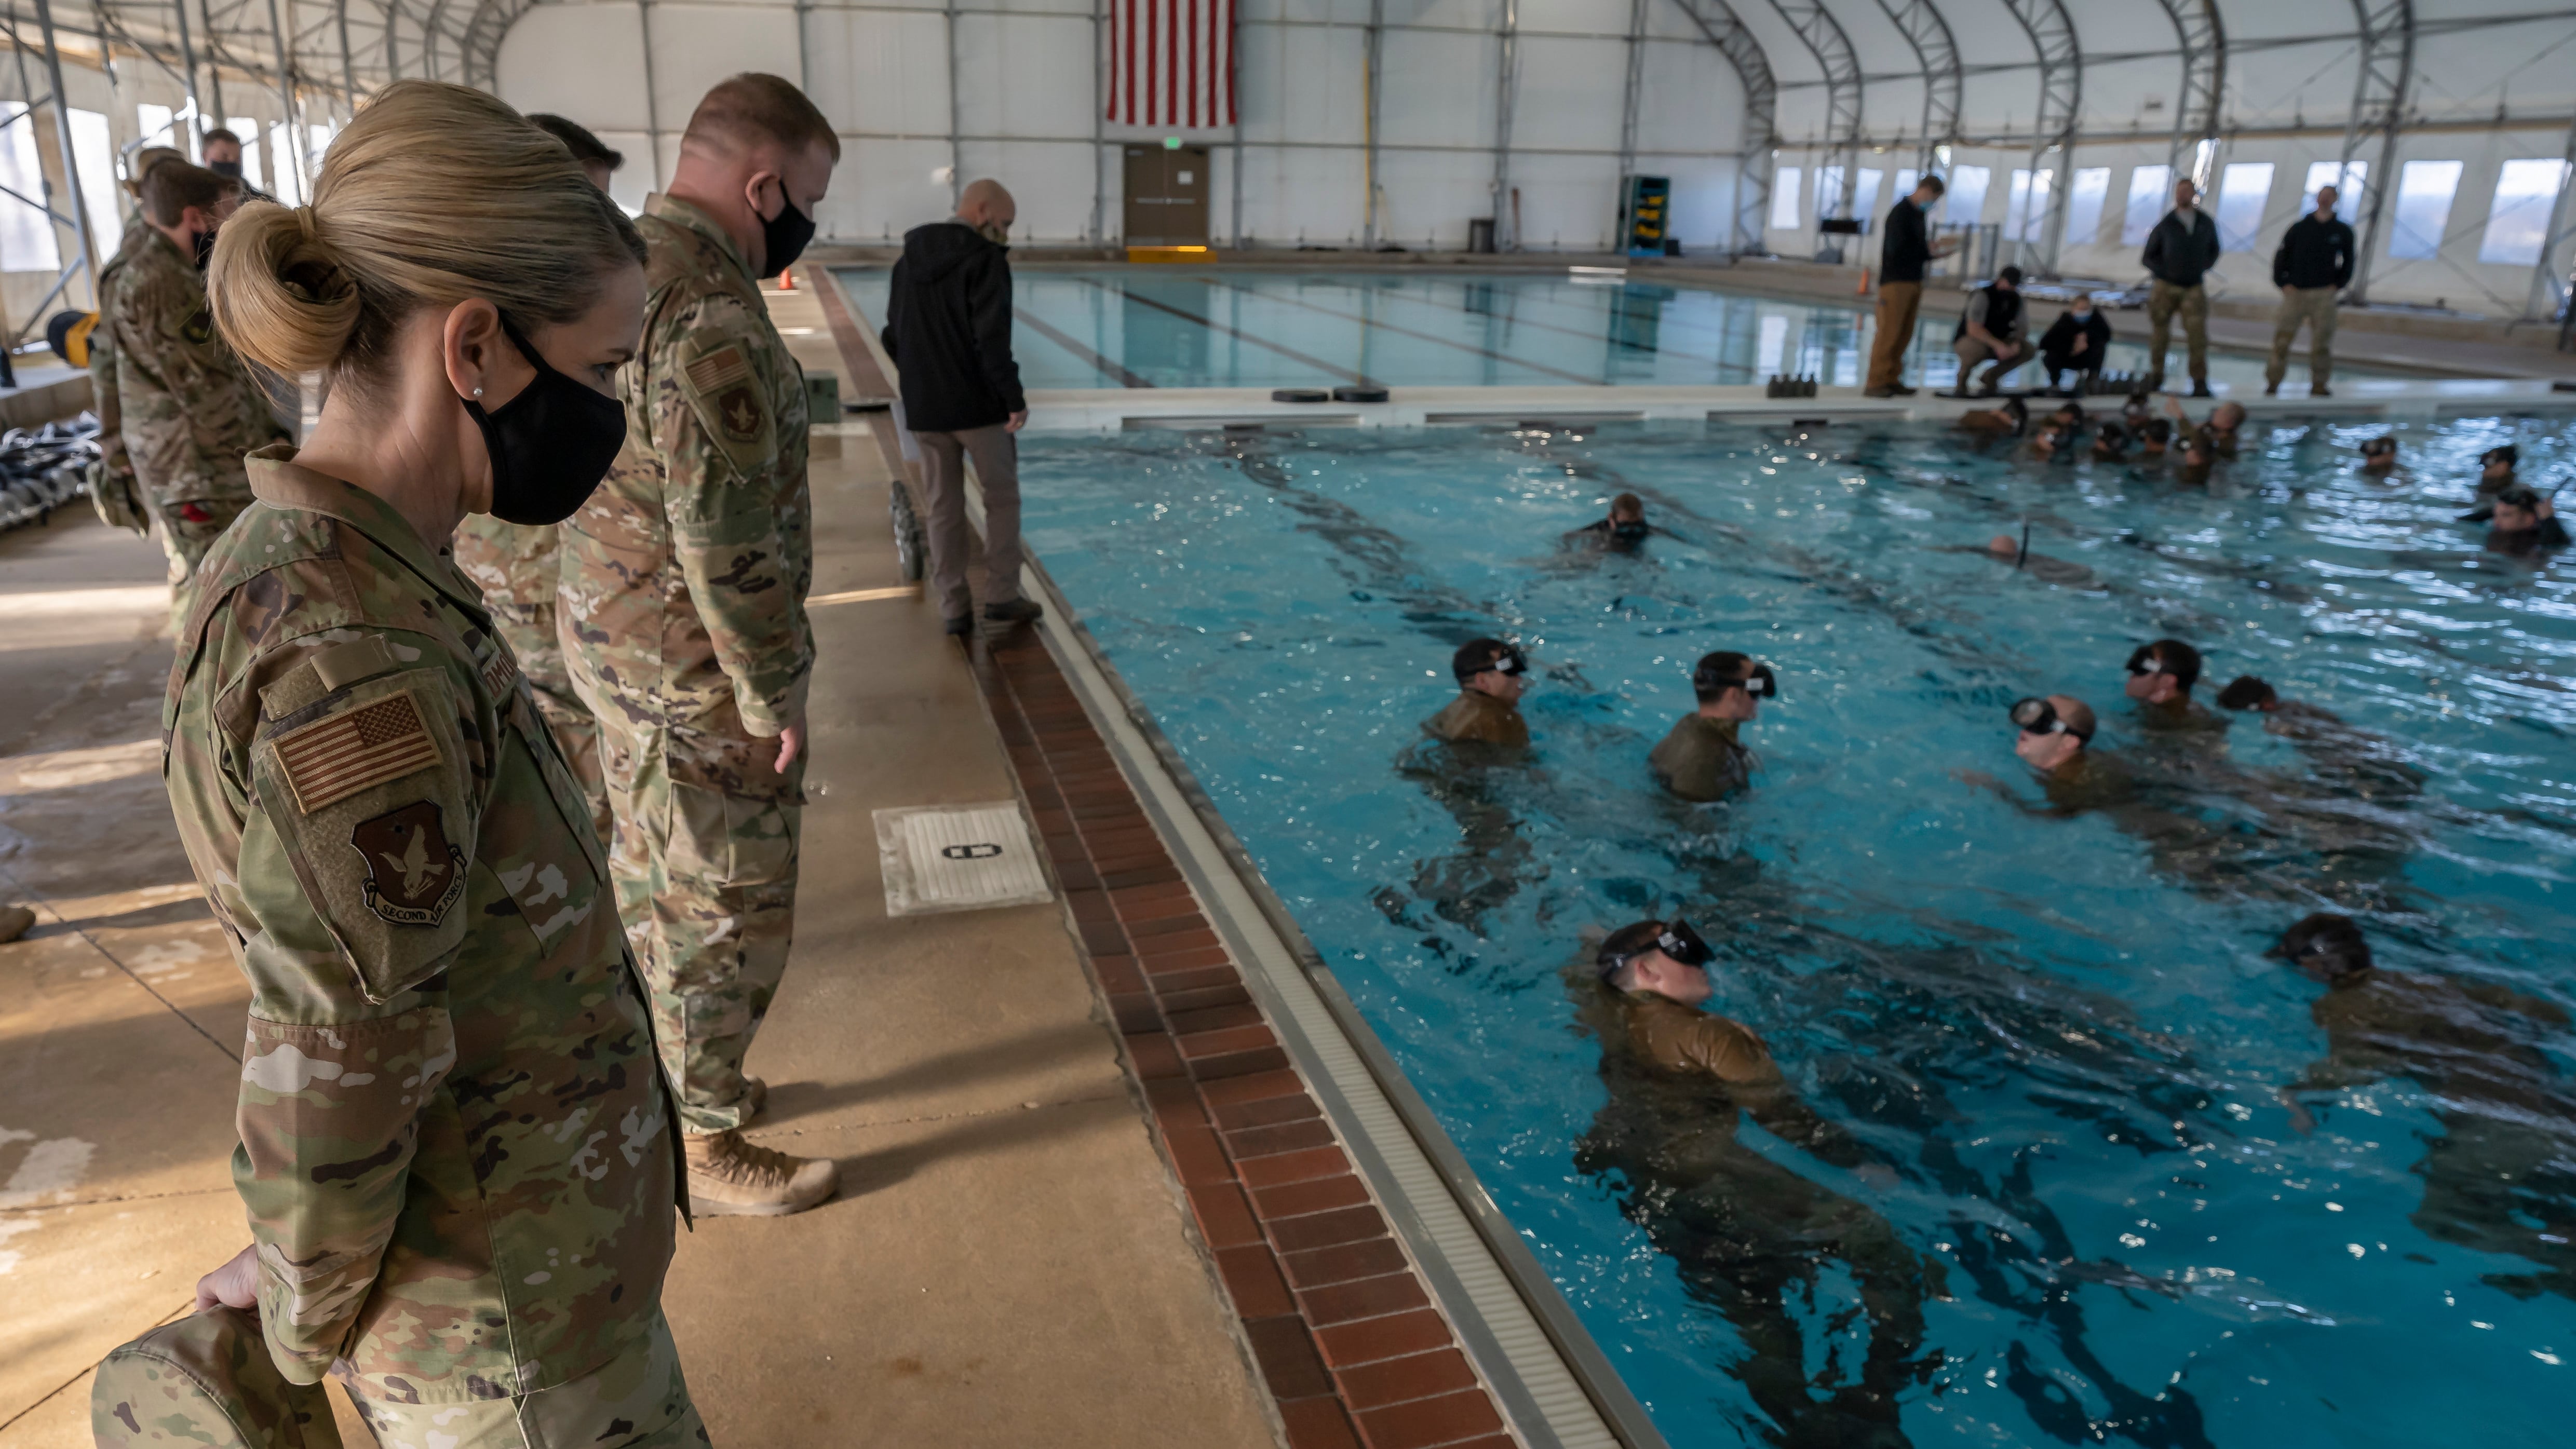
[0,281,1291,1447]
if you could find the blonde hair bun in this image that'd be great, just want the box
[206,80,645,384]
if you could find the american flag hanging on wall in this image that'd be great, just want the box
[1109,0,1237,129]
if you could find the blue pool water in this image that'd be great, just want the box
[1019,415,2575,1447]
[837,266,2392,394]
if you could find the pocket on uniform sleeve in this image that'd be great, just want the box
[250,668,477,1004]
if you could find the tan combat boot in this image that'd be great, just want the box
[684,1129,836,1216]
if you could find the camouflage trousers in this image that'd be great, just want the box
[600,712,804,1135]
[94,1306,706,1448]
[487,597,612,845]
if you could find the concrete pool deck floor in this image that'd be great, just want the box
[0,281,1285,1447]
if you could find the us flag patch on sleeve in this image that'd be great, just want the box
[273,691,443,815]
[684,345,752,397]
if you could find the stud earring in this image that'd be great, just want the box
[472,386,484,397]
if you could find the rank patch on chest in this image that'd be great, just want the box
[272,690,443,814]
[351,801,467,926]
[684,345,752,396]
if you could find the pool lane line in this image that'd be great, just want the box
[1015,305,1158,388]
[1206,278,1607,387]
[1073,276,1378,387]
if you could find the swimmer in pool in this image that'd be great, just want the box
[1955,396,2028,437]
[2166,395,2246,456]
[2457,448,2525,522]
[1571,918,1938,1445]
[1648,652,1773,802]
[1565,491,1654,550]
[2027,422,2071,461]
[2217,675,2425,804]
[2486,484,2569,556]
[1422,638,1531,748]
[2125,638,2226,735]
[2360,436,2399,474]
[2091,421,2129,462]
[2272,913,2576,1299]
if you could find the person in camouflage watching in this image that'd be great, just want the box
[561,73,838,1217]
[106,159,291,624]
[84,145,188,538]
[108,81,702,1442]
[451,517,612,841]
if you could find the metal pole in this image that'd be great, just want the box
[336,0,359,117]
[636,0,664,190]
[30,0,98,297]
[1490,0,1516,250]
[1089,0,1104,245]
[1361,0,1382,249]
[204,0,227,122]
[945,0,961,207]
[794,0,812,92]
[170,0,204,147]
[1616,0,1644,181]
[263,0,302,193]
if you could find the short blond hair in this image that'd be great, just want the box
[208,80,646,383]
[682,73,839,162]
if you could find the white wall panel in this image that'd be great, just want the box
[1378,30,1498,150]
[958,12,1099,138]
[806,8,954,138]
[646,6,803,125]
[1510,36,1625,156]
[497,4,652,130]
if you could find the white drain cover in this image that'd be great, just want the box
[874,802,1055,917]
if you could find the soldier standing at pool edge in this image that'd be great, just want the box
[561,72,841,1215]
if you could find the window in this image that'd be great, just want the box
[2302,160,2365,223]
[2063,168,2111,247]
[2479,157,2573,266]
[269,122,304,205]
[69,109,119,258]
[1817,165,1846,218]
[1894,168,1919,207]
[1757,312,1788,375]
[1945,165,1990,227]
[225,117,264,191]
[2215,161,2275,252]
[1852,168,1884,226]
[2389,159,2463,260]
[1770,166,1802,230]
[137,103,176,150]
[2004,169,2053,245]
[0,109,61,272]
[2122,165,2173,246]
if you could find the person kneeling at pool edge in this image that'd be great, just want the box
[1423,637,1531,748]
[1649,652,1773,803]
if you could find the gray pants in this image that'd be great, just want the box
[913,424,1024,620]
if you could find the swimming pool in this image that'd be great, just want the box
[1019,415,2575,1448]
[838,266,2393,395]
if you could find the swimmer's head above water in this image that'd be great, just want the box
[1595,917,1716,1002]
[2271,912,2374,983]
[1454,637,1529,703]
[2216,675,2280,711]
[2361,436,2398,471]
[2481,445,2518,489]
[2125,639,2203,706]
[1608,492,1649,539]
[1692,651,1777,721]
[2010,694,2095,772]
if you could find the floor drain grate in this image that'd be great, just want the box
[873,802,1054,916]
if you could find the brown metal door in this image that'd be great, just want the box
[1122,145,1211,246]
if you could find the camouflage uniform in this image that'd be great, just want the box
[453,515,612,843]
[1648,714,1752,802]
[561,194,812,1136]
[157,448,697,1435]
[108,227,289,618]
[92,1307,342,1447]
[86,219,153,533]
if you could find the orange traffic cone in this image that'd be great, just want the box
[779,264,797,291]
[1857,267,1870,295]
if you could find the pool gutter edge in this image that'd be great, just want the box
[983,511,1669,1449]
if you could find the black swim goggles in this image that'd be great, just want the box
[1460,643,1529,681]
[1596,918,1715,982]
[1693,660,1779,699]
[1612,520,1651,539]
[2123,645,2170,679]
[2011,696,2092,742]
[2360,438,2396,457]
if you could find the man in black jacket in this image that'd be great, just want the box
[2267,184,2354,398]
[883,178,1036,634]
[1864,174,1956,397]
[2036,292,2113,396]
[2140,176,2221,397]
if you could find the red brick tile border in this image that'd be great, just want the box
[811,270,1520,1449]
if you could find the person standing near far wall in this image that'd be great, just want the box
[562,72,841,1216]
[2267,185,2354,399]
[1864,173,1957,399]
[2141,176,2221,398]
[883,178,1036,633]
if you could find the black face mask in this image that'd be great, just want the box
[759,188,817,280]
[463,314,627,526]
[207,159,242,179]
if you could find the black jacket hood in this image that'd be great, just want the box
[899,220,998,285]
